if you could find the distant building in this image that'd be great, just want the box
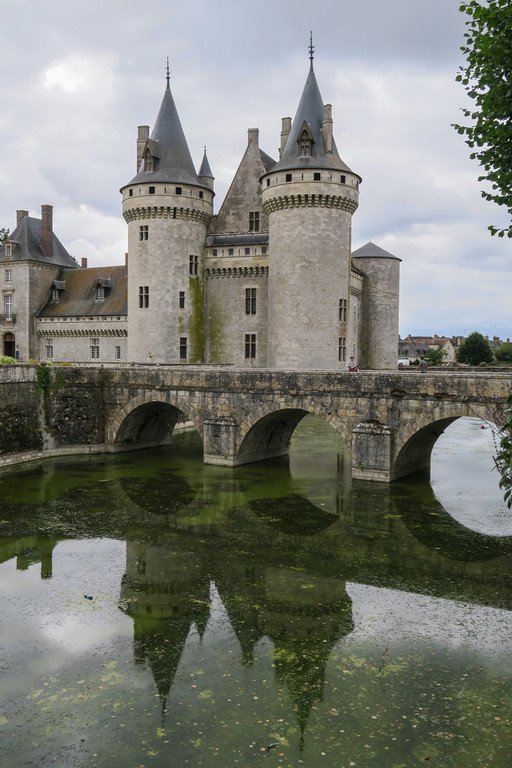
[1,50,401,369]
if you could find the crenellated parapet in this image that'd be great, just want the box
[122,204,212,226]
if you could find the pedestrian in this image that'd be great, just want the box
[347,356,358,372]
[415,356,428,373]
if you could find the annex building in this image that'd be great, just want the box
[0,51,401,370]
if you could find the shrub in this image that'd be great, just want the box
[0,356,16,364]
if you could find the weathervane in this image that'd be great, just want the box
[166,57,170,86]
[309,31,314,63]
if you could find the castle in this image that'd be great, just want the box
[0,50,400,370]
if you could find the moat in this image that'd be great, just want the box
[1,415,511,767]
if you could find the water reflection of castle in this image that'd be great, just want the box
[119,528,354,736]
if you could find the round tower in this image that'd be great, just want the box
[121,68,213,364]
[262,52,361,370]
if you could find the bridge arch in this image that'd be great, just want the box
[237,399,352,465]
[392,401,495,480]
[108,392,201,450]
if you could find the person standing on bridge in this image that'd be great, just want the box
[415,356,428,373]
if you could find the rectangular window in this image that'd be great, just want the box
[189,254,198,276]
[314,172,321,181]
[5,268,12,282]
[338,337,346,362]
[115,345,121,360]
[97,285,105,300]
[228,248,234,256]
[245,287,256,315]
[179,291,185,309]
[245,333,256,359]
[249,211,260,232]
[262,246,267,255]
[175,186,182,195]
[244,247,250,255]
[45,340,53,360]
[139,286,149,308]
[90,338,100,359]
[149,186,155,194]
[339,298,347,322]
[180,337,187,359]
[51,287,60,301]
[340,174,346,183]
[4,294,12,320]
[285,173,292,182]
[139,225,149,241]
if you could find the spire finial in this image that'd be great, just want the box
[166,57,170,86]
[309,31,314,64]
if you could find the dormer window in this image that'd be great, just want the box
[96,278,111,301]
[51,280,65,302]
[5,244,12,257]
[298,121,314,157]
[143,148,153,172]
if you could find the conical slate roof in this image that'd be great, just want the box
[198,147,214,179]
[272,61,357,175]
[352,241,401,260]
[125,77,207,188]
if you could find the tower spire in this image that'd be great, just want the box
[166,57,170,87]
[309,31,314,64]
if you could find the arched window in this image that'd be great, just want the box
[144,148,153,172]
[299,130,312,156]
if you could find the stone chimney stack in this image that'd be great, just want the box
[41,204,53,259]
[16,210,29,226]
[248,128,259,147]
[322,104,333,154]
[81,257,88,268]
[280,117,291,158]
[137,125,149,171]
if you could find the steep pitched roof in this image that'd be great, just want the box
[0,215,77,268]
[124,77,207,189]
[198,148,214,179]
[352,241,401,261]
[37,265,127,317]
[271,61,358,175]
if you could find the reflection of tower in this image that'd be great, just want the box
[120,539,210,710]
[261,567,353,740]
[216,558,353,739]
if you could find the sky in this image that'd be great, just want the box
[0,0,510,340]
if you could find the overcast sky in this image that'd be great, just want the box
[1,0,510,340]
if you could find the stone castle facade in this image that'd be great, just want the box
[0,53,400,370]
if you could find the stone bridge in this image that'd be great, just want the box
[1,365,511,481]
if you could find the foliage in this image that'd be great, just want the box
[424,346,448,365]
[494,342,512,362]
[496,392,512,507]
[0,355,16,364]
[0,227,10,244]
[456,331,494,365]
[453,0,512,238]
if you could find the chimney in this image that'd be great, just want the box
[137,125,149,172]
[247,128,259,147]
[41,204,53,259]
[280,117,291,158]
[125,252,128,271]
[323,104,333,154]
[16,209,29,226]
[81,257,88,268]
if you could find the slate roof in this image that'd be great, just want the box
[271,61,359,176]
[0,215,78,268]
[206,233,269,247]
[37,265,127,317]
[352,242,401,261]
[123,78,208,189]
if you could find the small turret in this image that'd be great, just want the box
[198,147,214,192]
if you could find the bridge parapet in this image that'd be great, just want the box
[1,365,510,480]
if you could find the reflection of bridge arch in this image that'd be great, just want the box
[237,400,352,465]
[392,402,494,479]
[108,394,201,449]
